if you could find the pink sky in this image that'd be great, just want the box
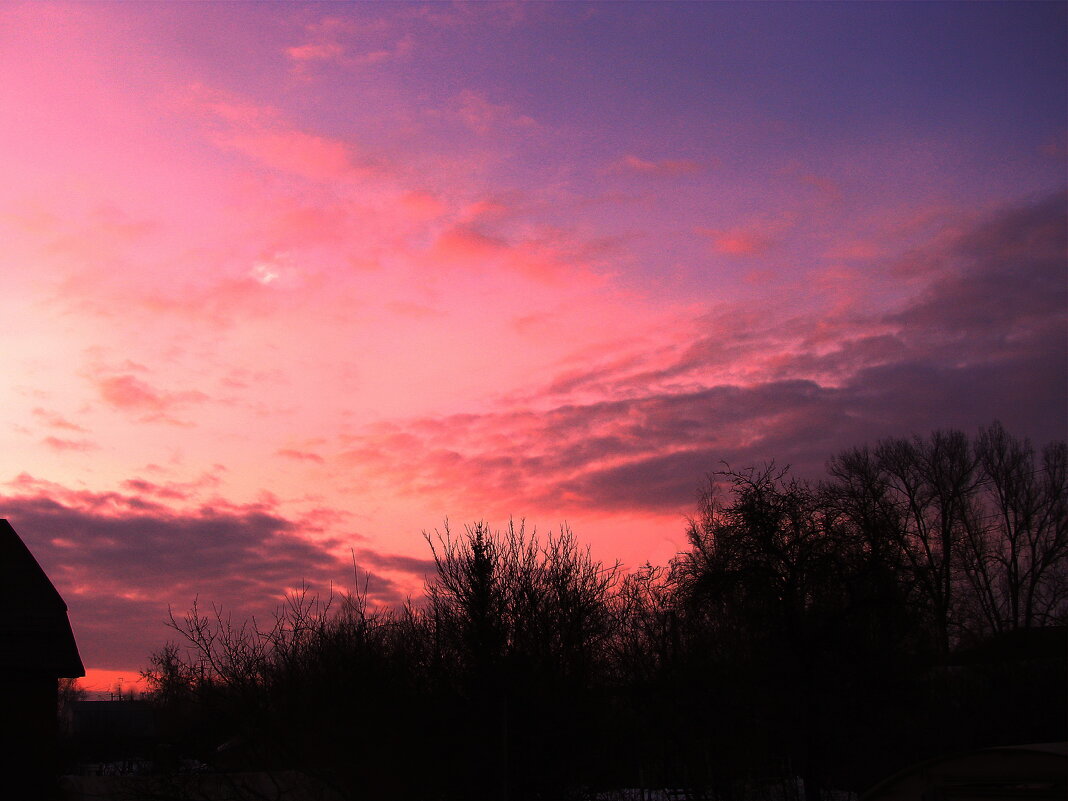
[0,2,1065,689]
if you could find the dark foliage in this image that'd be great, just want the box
[139,423,1066,800]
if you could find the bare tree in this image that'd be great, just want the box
[424,519,619,800]
[670,465,853,801]
[829,425,1068,647]
[959,422,1068,634]
[612,562,676,683]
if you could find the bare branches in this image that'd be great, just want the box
[132,421,1064,800]
[424,519,620,680]
[827,422,1068,647]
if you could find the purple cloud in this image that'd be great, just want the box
[0,486,426,669]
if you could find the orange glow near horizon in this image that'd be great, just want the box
[79,669,148,696]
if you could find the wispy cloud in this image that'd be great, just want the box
[697,214,795,257]
[276,448,326,464]
[33,408,86,432]
[42,436,98,452]
[185,84,365,181]
[92,373,209,422]
[336,193,1067,516]
[455,90,536,136]
[610,155,703,177]
[285,16,412,75]
[287,41,345,64]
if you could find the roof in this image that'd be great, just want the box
[0,519,85,677]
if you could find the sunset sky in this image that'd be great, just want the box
[1,1,1065,689]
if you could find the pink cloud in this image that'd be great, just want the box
[188,90,277,127]
[707,231,771,256]
[120,478,190,501]
[456,90,536,135]
[797,172,841,202]
[611,154,703,176]
[387,300,444,319]
[184,84,364,181]
[826,240,885,261]
[94,374,209,417]
[425,215,607,284]
[331,193,1066,519]
[284,15,411,74]
[698,214,795,257]
[225,130,355,180]
[33,408,86,432]
[42,436,97,452]
[400,190,447,220]
[458,199,510,222]
[277,449,326,464]
[432,224,506,263]
[96,375,167,410]
[286,42,345,63]
[407,2,529,29]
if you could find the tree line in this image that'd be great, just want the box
[141,422,1067,800]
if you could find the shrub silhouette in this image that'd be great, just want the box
[141,423,1066,800]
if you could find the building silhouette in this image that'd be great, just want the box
[0,518,84,796]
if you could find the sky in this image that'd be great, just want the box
[0,1,1065,690]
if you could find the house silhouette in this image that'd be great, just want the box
[0,518,84,796]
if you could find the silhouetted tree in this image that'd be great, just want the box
[961,422,1068,634]
[828,424,1068,648]
[425,520,619,800]
[143,586,444,800]
[672,465,852,801]
[825,424,1068,772]
[136,422,1064,800]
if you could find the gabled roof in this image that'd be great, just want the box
[0,519,85,677]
